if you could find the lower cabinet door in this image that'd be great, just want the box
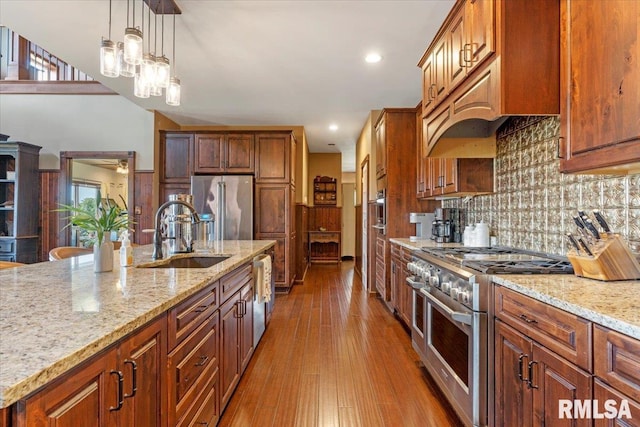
[593,379,640,427]
[494,319,533,427]
[220,292,241,410]
[22,348,119,427]
[240,283,255,373]
[531,342,592,427]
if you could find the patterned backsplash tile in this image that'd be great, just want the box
[444,116,640,256]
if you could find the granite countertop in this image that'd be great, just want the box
[0,240,275,409]
[388,237,640,340]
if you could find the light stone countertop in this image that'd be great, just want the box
[388,237,640,340]
[0,240,275,409]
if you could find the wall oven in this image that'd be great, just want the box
[372,189,386,234]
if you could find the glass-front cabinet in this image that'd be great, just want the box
[0,141,41,263]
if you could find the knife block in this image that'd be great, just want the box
[567,235,640,281]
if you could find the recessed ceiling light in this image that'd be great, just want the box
[328,143,336,146]
[365,52,382,63]
[329,124,338,131]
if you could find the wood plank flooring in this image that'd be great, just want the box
[219,262,464,427]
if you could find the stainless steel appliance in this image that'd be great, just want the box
[406,246,573,427]
[166,194,195,254]
[432,208,465,243]
[191,175,254,240]
[373,189,386,234]
[409,212,434,240]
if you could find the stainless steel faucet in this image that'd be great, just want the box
[152,200,201,260]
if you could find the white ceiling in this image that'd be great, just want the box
[0,0,454,172]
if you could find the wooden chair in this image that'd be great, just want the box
[0,261,25,270]
[49,246,93,261]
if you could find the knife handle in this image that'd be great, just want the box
[577,237,593,256]
[566,233,581,253]
[573,215,585,229]
[584,219,601,240]
[593,210,611,233]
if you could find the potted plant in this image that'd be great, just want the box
[56,192,132,272]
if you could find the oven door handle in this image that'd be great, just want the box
[372,225,386,230]
[405,276,424,290]
[420,288,472,326]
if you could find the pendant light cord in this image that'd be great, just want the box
[126,0,130,27]
[108,0,112,40]
[172,13,176,73]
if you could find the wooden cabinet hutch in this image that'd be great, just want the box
[0,141,41,263]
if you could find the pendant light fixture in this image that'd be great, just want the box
[123,0,143,65]
[149,10,162,96]
[140,1,159,96]
[155,3,171,89]
[118,1,135,77]
[100,0,119,77]
[166,13,181,106]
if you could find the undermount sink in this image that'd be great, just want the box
[138,255,231,269]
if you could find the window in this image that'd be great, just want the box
[70,181,100,247]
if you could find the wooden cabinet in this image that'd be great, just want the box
[160,133,193,183]
[0,141,41,263]
[21,315,166,427]
[375,236,387,301]
[390,243,412,328]
[255,132,295,184]
[559,0,640,174]
[429,158,493,198]
[594,380,640,427]
[194,133,254,174]
[375,114,387,179]
[419,0,559,156]
[313,176,337,205]
[308,231,341,263]
[255,183,295,290]
[592,325,640,425]
[494,285,593,427]
[220,280,254,411]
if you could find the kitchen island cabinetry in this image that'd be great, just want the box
[19,315,166,427]
[494,285,593,427]
[194,133,254,174]
[559,0,640,174]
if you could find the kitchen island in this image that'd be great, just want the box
[0,239,274,421]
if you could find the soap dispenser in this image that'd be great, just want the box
[120,230,133,267]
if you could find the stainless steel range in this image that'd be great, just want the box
[406,246,573,427]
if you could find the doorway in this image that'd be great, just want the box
[59,151,135,246]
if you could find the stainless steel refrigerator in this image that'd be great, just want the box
[191,175,254,240]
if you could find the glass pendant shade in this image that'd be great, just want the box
[117,42,135,77]
[155,56,171,89]
[100,39,119,78]
[166,77,181,106]
[123,27,143,65]
[141,54,157,85]
[150,83,162,97]
[134,71,150,98]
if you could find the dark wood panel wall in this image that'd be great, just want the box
[294,204,309,282]
[308,206,341,232]
[134,171,154,245]
[38,170,61,262]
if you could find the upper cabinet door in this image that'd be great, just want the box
[466,0,494,71]
[560,0,640,173]
[255,133,292,183]
[225,134,255,173]
[194,134,225,173]
[160,133,193,183]
[448,7,467,91]
[375,115,387,179]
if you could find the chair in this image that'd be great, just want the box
[49,246,93,261]
[0,261,25,270]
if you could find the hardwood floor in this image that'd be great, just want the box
[219,262,464,427]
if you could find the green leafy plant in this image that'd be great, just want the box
[56,192,132,246]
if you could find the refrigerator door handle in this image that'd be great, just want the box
[217,181,225,241]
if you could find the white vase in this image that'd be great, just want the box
[94,240,114,273]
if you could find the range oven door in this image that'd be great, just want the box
[420,287,487,427]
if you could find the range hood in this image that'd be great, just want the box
[427,117,508,158]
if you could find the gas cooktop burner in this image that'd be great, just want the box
[419,246,574,275]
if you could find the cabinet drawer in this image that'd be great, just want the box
[594,325,640,403]
[168,312,219,412]
[177,369,219,427]
[390,243,402,258]
[0,240,14,253]
[168,281,219,349]
[221,262,252,302]
[494,285,592,370]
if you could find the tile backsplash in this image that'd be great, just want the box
[443,116,640,256]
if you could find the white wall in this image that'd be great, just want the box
[0,94,154,170]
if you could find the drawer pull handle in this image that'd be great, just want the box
[528,360,539,389]
[195,305,208,313]
[518,354,529,383]
[519,314,538,324]
[195,355,209,367]
[196,422,209,426]
[124,360,137,398]
[109,370,124,411]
